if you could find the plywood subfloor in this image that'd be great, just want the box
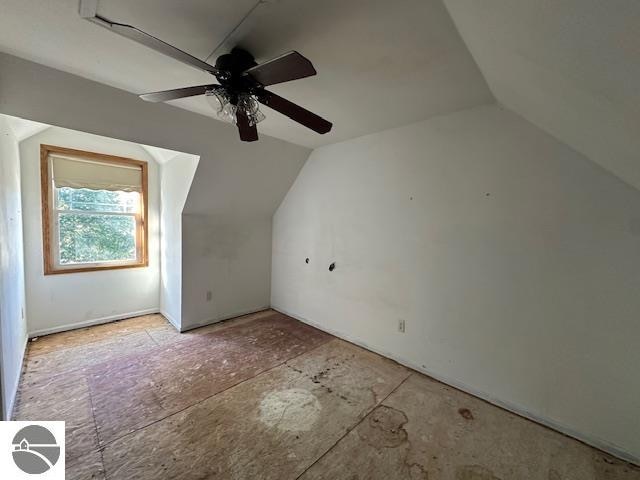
[14,310,640,479]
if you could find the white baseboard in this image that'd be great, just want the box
[6,334,28,420]
[273,305,640,467]
[160,310,180,331]
[28,308,160,338]
[181,305,271,332]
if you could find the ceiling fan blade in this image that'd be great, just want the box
[244,51,316,86]
[257,90,332,134]
[139,84,216,103]
[236,110,258,142]
[87,14,220,75]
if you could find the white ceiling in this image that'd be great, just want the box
[4,115,50,141]
[0,0,493,148]
[443,0,640,190]
[140,144,185,165]
[1,113,186,165]
[1,113,195,175]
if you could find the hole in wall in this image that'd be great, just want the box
[305,258,309,264]
[329,262,336,272]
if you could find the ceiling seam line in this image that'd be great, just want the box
[204,0,265,63]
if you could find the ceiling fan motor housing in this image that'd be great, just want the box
[214,48,260,101]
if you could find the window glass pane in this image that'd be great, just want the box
[56,187,139,213]
[58,212,136,264]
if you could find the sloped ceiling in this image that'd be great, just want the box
[2,0,636,188]
[0,52,311,217]
[2,113,192,167]
[0,0,492,148]
[443,0,640,190]
[4,116,50,142]
[140,144,184,165]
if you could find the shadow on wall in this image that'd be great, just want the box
[158,151,199,330]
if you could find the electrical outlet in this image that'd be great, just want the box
[398,319,405,333]
[206,291,212,301]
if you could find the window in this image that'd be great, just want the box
[41,145,148,274]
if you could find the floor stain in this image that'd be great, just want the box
[458,408,474,420]
[593,453,640,478]
[358,405,409,449]
[548,469,561,480]
[259,388,322,432]
[311,367,332,384]
[286,361,358,406]
[456,465,501,480]
[407,461,429,479]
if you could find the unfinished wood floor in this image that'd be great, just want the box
[14,310,640,480]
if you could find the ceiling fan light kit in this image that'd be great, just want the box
[205,88,266,127]
[79,0,332,142]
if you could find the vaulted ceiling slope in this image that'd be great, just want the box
[0,0,493,148]
[0,52,310,217]
[443,0,640,191]
[4,116,49,142]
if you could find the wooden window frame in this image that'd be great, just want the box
[40,144,149,275]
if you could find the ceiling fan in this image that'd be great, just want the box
[79,1,332,142]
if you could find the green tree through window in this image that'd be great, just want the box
[56,188,139,264]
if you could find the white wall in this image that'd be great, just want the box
[272,104,640,463]
[0,53,309,332]
[443,0,640,192]
[182,215,273,329]
[159,153,198,329]
[0,115,28,418]
[20,127,161,336]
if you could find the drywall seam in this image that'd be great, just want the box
[273,306,640,467]
[180,306,271,333]
[6,334,28,421]
[28,308,160,338]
